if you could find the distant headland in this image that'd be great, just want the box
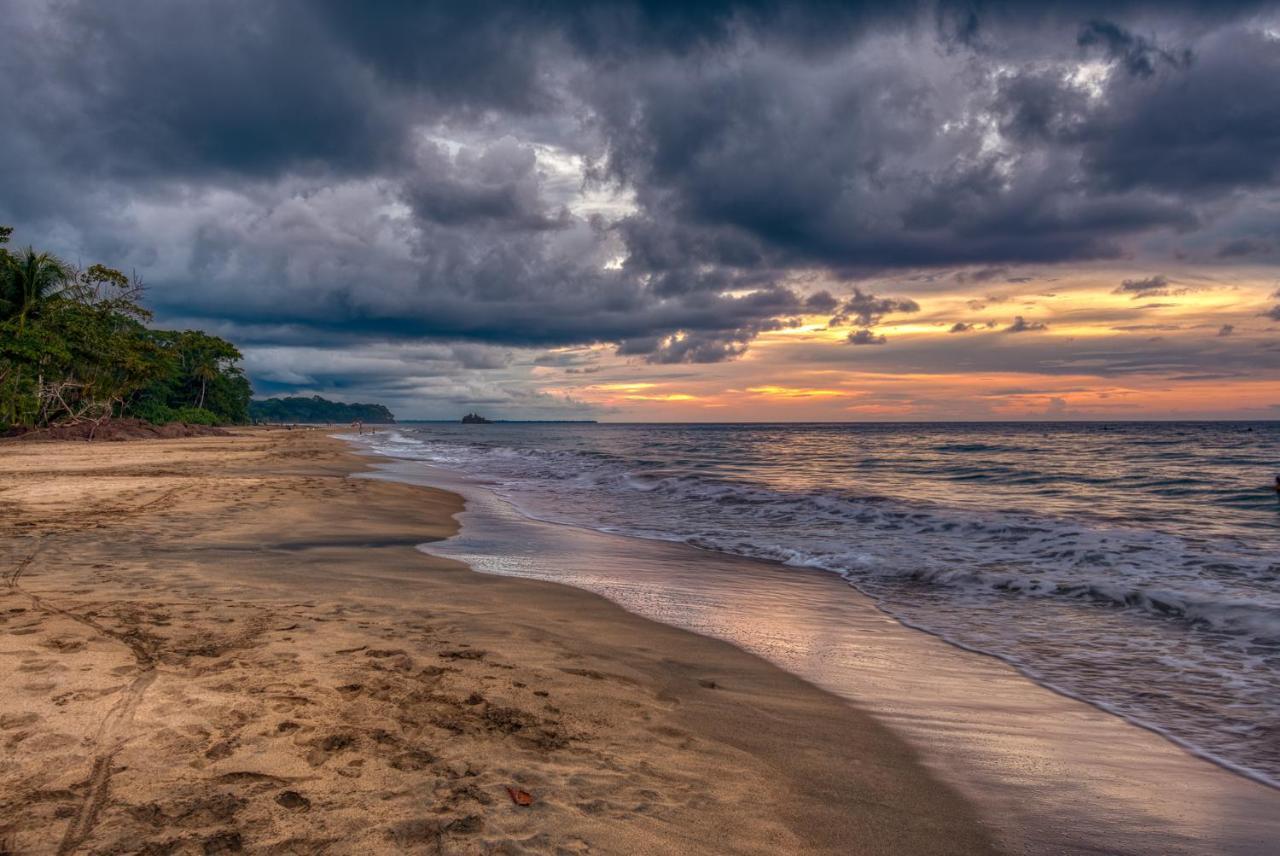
[250,395,395,424]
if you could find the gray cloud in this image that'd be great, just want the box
[1,1,1278,407]
[1113,275,1176,298]
[967,294,1013,310]
[404,140,571,231]
[1006,316,1049,333]
[830,289,921,327]
[804,290,840,313]
[847,329,888,346]
[1076,19,1191,79]
[1215,238,1272,258]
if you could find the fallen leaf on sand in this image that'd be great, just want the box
[505,786,534,806]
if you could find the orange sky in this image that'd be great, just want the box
[531,265,1280,420]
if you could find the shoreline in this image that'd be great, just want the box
[0,429,997,854]
[355,441,1280,856]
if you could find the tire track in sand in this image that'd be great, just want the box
[5,540,158,855]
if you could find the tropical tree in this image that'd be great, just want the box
[0,246,74,332]
[173,330,244,410]
[0,242,76,424]
[127,329,250,425]
[0,226,252,431]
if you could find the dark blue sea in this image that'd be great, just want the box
[365,421,1280,785]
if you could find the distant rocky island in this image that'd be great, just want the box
[250,395,396,424]
[457,414,597,424]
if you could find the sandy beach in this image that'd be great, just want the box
[0,429,997,855]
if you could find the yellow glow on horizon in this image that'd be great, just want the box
[622,393,698,401]
[875,323,954,335]
[767,321,833,336]
[746,385,852,398]
[593,382,657,391]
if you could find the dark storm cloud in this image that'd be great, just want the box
[2,2,408,184]
[1215,238,1273,259]
[1076,19,1192,78]
[994,21,1280,198]
[403,140,571,231]
[954,267,1009,284]
[582,6,1279,278]
[1082,29,1280,195]
[589,46,1185,273]
[2,0,1278,394]
[626,328,759,364]
[615,284,807,363]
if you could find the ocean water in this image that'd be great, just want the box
[362,421,1280,786]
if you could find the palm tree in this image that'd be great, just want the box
[175,331,239,411]
[193,359,217,410]
[0,247,73,332]
[1,248,73,426]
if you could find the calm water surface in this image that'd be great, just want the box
[364,421,1280,786]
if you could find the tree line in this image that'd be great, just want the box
[0,226,251,432]
[249,396,395,424]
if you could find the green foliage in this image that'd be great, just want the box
[130,400,180,426]
[0,226,251,430]
[170,406,222,426]
[132,329,250,424]
[0,247,74,332]
[249,395,396,424]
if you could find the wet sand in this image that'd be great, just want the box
[371,454,1280,856]
[0,429,996,854]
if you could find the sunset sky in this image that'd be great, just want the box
[3,2,1279,420]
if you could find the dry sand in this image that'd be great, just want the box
[0,429,997,855]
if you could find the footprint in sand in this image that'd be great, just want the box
[275,790,310,812]
[204,739,238,761]
[305,732,357,767]
[389,749,436,771]
[0,712,39,730]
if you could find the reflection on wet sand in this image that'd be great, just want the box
[369,459,1280,856]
